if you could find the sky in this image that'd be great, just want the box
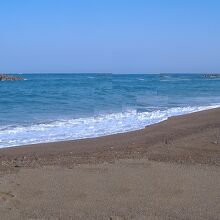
[0,0,220,73]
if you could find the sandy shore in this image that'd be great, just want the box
[0,108,220,219]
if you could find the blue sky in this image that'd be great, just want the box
[0,0,219,73]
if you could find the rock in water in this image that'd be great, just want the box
[0,74,24,81]
[203,74,220,79]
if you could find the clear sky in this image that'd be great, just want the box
[0,0,219,73]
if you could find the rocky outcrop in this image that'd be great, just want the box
[203,74,220,79]
[0,74,24,81]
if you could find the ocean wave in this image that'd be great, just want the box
[0,105,219,148]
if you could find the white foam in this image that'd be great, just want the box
[0,105,219,148]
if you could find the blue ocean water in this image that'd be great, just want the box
[0,73,220,148]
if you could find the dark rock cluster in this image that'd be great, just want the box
[0,74,24,81]
[203,74,220,78]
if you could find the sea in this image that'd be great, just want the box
[0,73,220,148]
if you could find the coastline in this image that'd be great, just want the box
[0,108,220,219]
[1,107,220,168]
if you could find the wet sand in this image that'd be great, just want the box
[0,108,220,219]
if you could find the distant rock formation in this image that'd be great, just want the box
[203,74,220,79]
[0,74,24,81]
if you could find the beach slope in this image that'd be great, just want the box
[0,108,220,219]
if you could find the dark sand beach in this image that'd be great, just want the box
[0,108,220,219]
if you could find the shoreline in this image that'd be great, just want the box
[1,106,219,150]
[2,104,218,149]
[0,107,220,219]
[1,107,220,169]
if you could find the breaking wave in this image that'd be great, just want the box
[0,105,219,148]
